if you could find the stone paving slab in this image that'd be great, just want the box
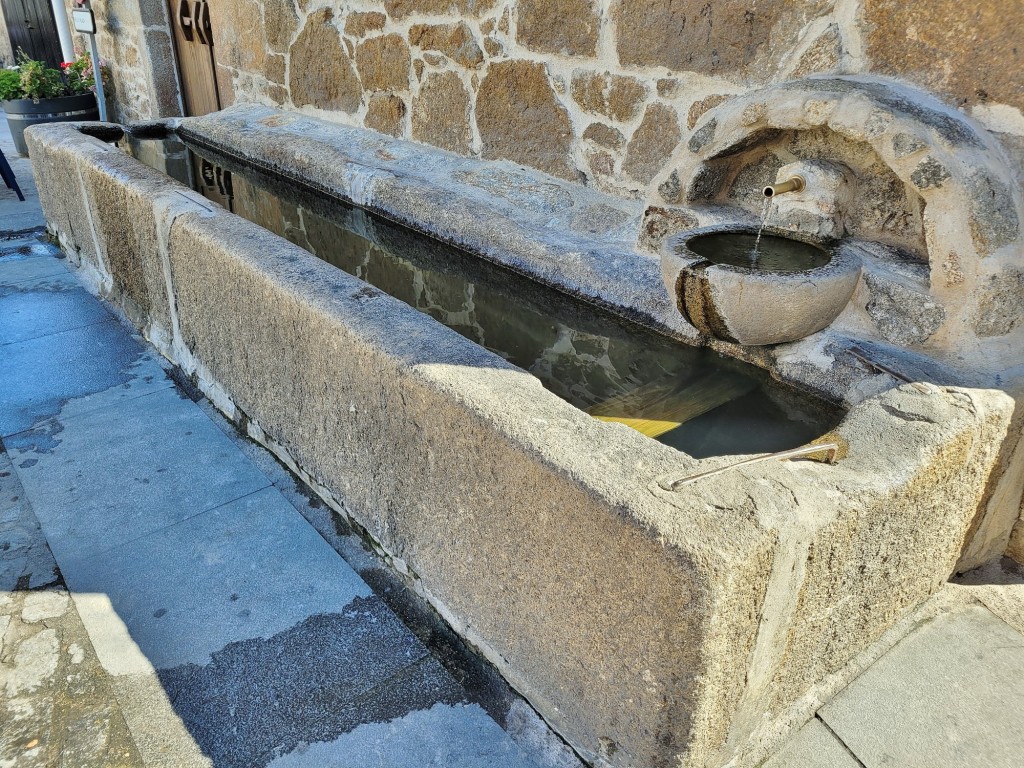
[268,702,540,768]
[0,587,143,768]
[1,448,143,768]
[6,387,273,564]
[0,453,58,591]
[57,482,479,768]
[954,557,1024,636]
[61,486,373,671]
[0,123,44,234]
[0,319,172,437]
[819,603,1024,767]
[761,717,861,768]
[0,270,112,345]
[161,635,466,767]
[0,243,68,287]
[105,673,212,768]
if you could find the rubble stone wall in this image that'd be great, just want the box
[75,0,182,123]
[191,0,1024,197]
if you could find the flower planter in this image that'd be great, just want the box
[3,93,99,156]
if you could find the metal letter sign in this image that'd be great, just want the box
[71,9,96,34]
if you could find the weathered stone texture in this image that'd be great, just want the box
[687,95,730,129]
[791,23,843,77]
[639,205,698,250]
[265,53,286,86]
[892,132,928,159]
[0,589,144,766]
[142,30,182,117]
[366,94,407,137]
[409,22,484,68]
[517,0,600,56]
[657,78,680,98]
[583,123,626,149]
[658,170,682,204]
[263,82,284,104]
[476,60,575,179]
[570,72,647,122]
[89,3,180,121]
[384,0,497,19]
[624,104,682,184]
[864,0,1024,114]
[345,11,387,38]
[355,34,412,92]
[973,271,1024,338]
[264,0,299,51]
[289,10,362,112]
[216,64,236,108]
[587,151,615,178]
[966,171,1021,253]
[482,36,503,57]
[687,118,717,153]
[615,0,831,76]
[412,71,473,155]
[909,156,951,191]
[211,0,267,73]
[864,272,946,346]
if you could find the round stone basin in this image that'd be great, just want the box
[664,227,862,346]
[688,232,831,272]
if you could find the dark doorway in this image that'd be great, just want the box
[1,0,61,66]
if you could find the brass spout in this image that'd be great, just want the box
[763,175,805,197]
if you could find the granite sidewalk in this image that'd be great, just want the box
[764,567,1024,768]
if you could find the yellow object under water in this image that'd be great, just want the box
[587,371,757,438]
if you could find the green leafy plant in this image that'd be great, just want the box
[0,69,20,101]
[0,50,108,102]
[18,55,64,100]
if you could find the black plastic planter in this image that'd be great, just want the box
[3,94,100,156]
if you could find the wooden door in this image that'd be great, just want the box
[168,0,220,116]
[1,0,61,66]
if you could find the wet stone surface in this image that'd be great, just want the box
[158,604,466,767]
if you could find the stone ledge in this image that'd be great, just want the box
[176,104,700,346]
[170,108,949,408]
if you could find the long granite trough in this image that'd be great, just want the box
[26,118,1014,768]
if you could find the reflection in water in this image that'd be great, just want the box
[688,232,831,272]
[123,136,842,457]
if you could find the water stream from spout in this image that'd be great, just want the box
[751,196,772,261]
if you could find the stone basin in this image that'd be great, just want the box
[25,117,1013,768]
[664,225,862,346]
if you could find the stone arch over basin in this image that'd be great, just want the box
[645,76,1024,363]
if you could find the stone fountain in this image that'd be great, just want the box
[645,74,1024,572]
